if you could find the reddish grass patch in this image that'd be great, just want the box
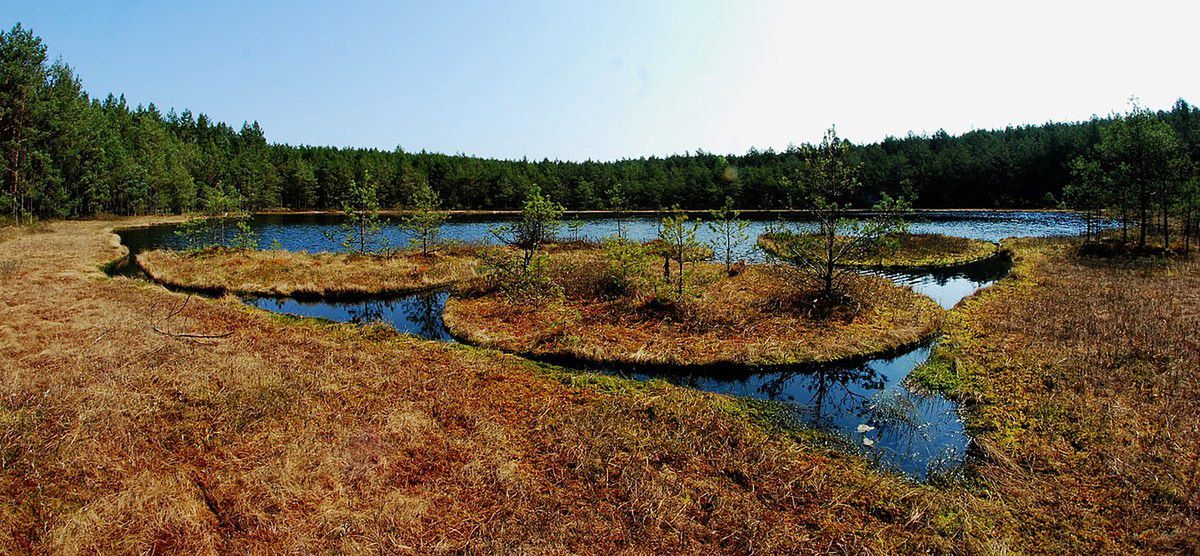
[0,218,983,553]
[445,249,943,367]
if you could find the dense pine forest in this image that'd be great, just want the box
[4,22,1200,220]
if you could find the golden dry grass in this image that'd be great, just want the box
[912,237,1200,553]
[136,248,482,298]
[0,218,995,554]
[444,249,944,367]
[759,233,1000,269]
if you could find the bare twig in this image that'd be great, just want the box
[150,325,234,340]
[149,293,233,341]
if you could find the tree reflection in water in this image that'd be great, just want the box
[636,346,967,479]
[244,291,452,341]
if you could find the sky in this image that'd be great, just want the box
[6,0,1200,161]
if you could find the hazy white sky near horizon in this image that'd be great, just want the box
[7,0,1199,160]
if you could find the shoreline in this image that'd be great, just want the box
[258,207,1073,217]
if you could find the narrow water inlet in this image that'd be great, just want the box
[242,292,454,341]
[226,260,1008,480]
[113,212,1062,479]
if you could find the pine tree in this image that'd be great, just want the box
[399,181,448,256]
[772,128,910,297]
[325,173,385,255]
[0,23,49,221]
[658,207,701,297]
[706,196,749,272]
[490,187,563,271]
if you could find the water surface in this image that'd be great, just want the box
[116,210,1080,479]
[243,292,452,341]
[223,259,1010,478]
[118,210,1101,259]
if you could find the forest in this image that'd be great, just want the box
[4,22,1200,220]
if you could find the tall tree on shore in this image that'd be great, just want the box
[1180,176,1199,255]
[1092,102,1187,249]
[1064,156,1108,242]
[0,23,49,221]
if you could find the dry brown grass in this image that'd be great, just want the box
[0,221,52,245]
[914,237,1200,553]
[759,233,1000,269]
[137,247,482,298]
[444,248,944,367]
[0,218,995,553]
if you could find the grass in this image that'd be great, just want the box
[6,218,1196,553]
[910,237,1200,553]
[759,232,1001,269]
[0,217,997,554]
[444,248,944,367]
[136,247,483,298]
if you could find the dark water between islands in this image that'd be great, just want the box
[118,211,1098,479]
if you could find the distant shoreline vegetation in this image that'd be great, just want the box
[4,22,1200,224]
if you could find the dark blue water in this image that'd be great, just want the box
[115,211,1076,479]
[223,259,1011,479]
[628,344,965,477]
[118,210,1103,260]
[242,291,452,341]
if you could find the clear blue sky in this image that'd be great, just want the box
[6,1,1199,161]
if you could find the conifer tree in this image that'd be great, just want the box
[399,181,449,256]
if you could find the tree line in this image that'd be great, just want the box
[1064,101,1200,253]
[6,22,1200,222]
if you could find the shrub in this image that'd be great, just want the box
[479,250,563,303]
[602,237,649,296]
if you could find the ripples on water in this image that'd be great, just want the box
[118,211,1091,479]
[120,210,1102,258]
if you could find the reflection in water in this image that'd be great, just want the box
[869,254,1013,309]
[116,213,1046,479]
[116,210,1107,258]
[243,291,452,341]
[227,263,1002,479]
[625,344,966,479]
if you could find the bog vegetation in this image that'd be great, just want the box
[440,143,943,367]
[909,238,1200,551]
[4,17,1200,556]
[759,233,1000,269]
[136,247,481,298]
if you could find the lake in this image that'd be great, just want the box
[116,210,1092,479]
[118,210,1100,260]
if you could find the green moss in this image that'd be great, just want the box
[907,347,963,396]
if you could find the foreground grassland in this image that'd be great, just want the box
[759,232,1000,269]
[137,247,481,297]
[912,237,1200,552]
[0,219,997,554]
[445,249,943,367]
[4,220,1197,554]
